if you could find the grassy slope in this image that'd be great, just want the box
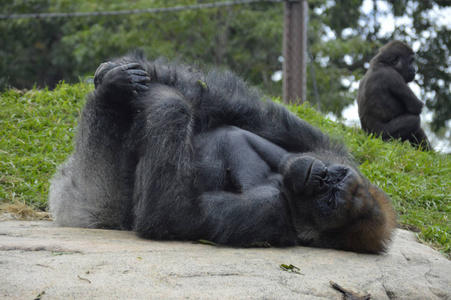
[1,83,450,257]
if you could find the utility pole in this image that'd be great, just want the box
[282,0,308,104]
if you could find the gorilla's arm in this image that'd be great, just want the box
[193,126,396,252]
[115,53,332,154]
[49,63,150,229]
[383,69,424,115]
[130,84,202,240]
[133,109,298,243]
[364,114,431,150]
[198,186,297,246]
[94,62,150,94]
[194,126,296,246]
[200,70,330,153]
[196,126,288,177]
[383,115,431,149]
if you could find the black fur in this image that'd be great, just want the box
[50,51,396,253]
[357,40,432,150]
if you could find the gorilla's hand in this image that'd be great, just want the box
[94,62,150,93]
[406,98,424,115]
[281,155,362,222]
[281,156,330,196]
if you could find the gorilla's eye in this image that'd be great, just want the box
[336,169,348,182]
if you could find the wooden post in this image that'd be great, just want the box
[283,0,308,104]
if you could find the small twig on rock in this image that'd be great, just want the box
[78,275,92,284]
[34,291,45,300]
[330,281,371,300]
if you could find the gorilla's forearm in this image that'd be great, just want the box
[198,186,297,246]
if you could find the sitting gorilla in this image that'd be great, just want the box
[357,40,432,150]
[49,51,396,253]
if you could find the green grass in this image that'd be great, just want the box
[0,83,90,209]
[1,83,450,257]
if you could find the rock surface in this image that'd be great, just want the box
[0,220,450,299]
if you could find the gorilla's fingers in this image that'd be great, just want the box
[121,63,143,70]
[96,61,116,74]
[130,81,148,92]
[94,61,118,88]
[129,71,150,92]
[97,62,151,93]
[128,70,151,85]
[128,69,149,76]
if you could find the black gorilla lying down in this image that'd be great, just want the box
[49,51,396,253]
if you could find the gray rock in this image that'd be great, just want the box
[0,220,450,299]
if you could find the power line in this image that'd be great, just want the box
[0,0,283,20]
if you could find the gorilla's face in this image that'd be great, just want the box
[405,55,416,83]
[297,159,353,211]
[282,155,369,232]
[391,53,416,83]
[281,154,395,252]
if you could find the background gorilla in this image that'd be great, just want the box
[357,40,432,150]
[50,51,396,253]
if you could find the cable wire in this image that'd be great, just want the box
[0,0,283,20]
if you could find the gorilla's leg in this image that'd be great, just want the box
[131,85,200,240]
[407,127,432,150]
[195,126,288,188]
[380,114,432,150]
[130,56,332,154]
[49,63,150,229]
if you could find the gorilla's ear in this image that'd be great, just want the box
[391,53,400,66]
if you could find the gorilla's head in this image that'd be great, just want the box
[372,40,416,83]
[280,155,396,253]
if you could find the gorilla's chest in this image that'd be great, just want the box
[193,128,275,193]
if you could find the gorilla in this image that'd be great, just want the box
[357,40,432,150]
[49,51,396,253]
